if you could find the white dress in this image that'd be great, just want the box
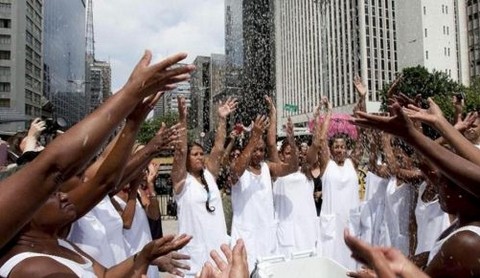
[383,178,414,256]
[0,239,96,277]
[273,171,318,257]
[68,195,128,267]
[113,196,159,278]
[319,159,360,270]
[350,172,389,246]
[414,182,450,255]
[175,169,229,277]
[231,162,277,273]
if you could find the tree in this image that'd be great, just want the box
[380,66,463,122]
[136,111,179,144]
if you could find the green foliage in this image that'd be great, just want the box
[136,111,179,144]
[380,66,464,121]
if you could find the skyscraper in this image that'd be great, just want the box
[0,0,43,133]
[466,0,480,80]
[395,0,469,85]
[43,0,86,127]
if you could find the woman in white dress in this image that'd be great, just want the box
[229,112,298,273]
[308,97,364,270]
[264,97,318,257]
[171,96,237,277]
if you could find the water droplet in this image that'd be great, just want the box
[83,135,89,147]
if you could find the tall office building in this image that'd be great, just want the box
[153,79,191,118]
[0,0,43,133]
[225,0,275,124]
[86,59,111,113]
[395,0,469,85]
[43,0,86,127]
[274,0,324,126]
[466,0,480,80]
[274,0,399,128]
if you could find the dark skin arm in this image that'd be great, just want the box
[354,104,480,199]
[171,96,189,195]
[267,117,299,178]
[0,51,194,249]
[229,116,269,185]
[308,97,332,176]
[205,98,238,178]
[8,234,193,278]
[265,95,281,163]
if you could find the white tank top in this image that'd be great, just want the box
[414,182,450,254]
[231,162,277,272]
[428,225,480,263]
[273,171,318,255]
[175,169,229,277]
[113,196,159,278]
[0,239,96,277]
[68,195,128,267]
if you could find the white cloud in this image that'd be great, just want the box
[93,0,225,91]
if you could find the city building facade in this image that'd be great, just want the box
[43,0,86,127]
[0,0,43,133]
[395,0,470,85]
[467,0,480,80]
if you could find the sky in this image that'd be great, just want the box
[93,0,225,91]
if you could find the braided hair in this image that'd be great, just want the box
[187,142,215,213]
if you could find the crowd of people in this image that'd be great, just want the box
[0,49,479,278]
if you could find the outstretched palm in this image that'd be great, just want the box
[218,97,238,119]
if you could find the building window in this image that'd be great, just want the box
[0,50,10,60]
[0,19,10,28]
[0,98,9,107]
[0,82,10,92]
[446,5,449,14]
[425,28,428,37]
[0,34,10,45]
[426,50,429,60]
[423,6,426,15]
[0,66,10,76]
[0,3,11,13]
[442,5,445,13]
[443,26,446,34]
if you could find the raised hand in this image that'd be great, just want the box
[198,239,249,278]
[151,251,191,277]
[286,116,294,139]
[251,115,269,137]
[403,98,444,126]
[126,51,195,98]
[353,76,367,98]
[353,103,416,139]
[139,234,192,263]
[176,96,188,126]
[127,92,164,122]
[218,97,238,119]
[454,112,478,132]
[27,118,46,138]
[265,95,276,115]
[147,162,160,184]
[321,97,332,112]
[150,123,182,152]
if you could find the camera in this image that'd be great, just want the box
[42,117,67,136]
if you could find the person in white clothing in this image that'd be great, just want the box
[264,96,318,257]
[308,95,365,270]
[229,112,298,273]
[0,190,193,278]
[171,96,237,277]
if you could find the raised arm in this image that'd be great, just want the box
[0,51,193,248]
[354,104,480,198]
[308,98,332,175]
[267,117,298,178]
[171,96,189,195]
[229,116,269,185]
[67,93,163,219]
[405,98,480,167]
[265,95,280,163]
[206,97,238,178]
[353,75,367,113]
